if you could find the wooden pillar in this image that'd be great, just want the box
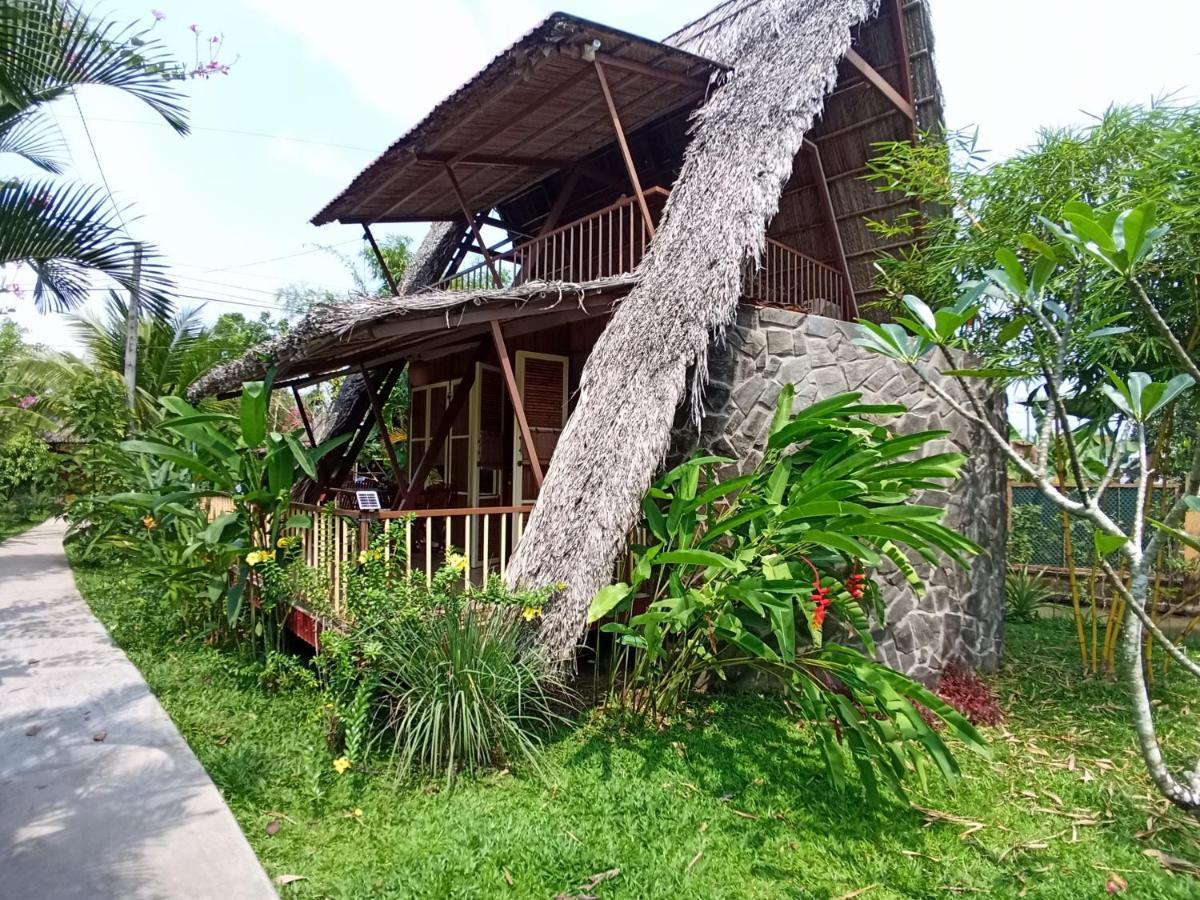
[804,139,858,320]
[593,60,655,236]
[358,363,407,495]
[444,164,504,288]
[490,320,543,490]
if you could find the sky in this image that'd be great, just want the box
[4,0,1198,354]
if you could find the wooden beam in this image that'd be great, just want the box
[399,342,487,510]
[592,51,714,90]
[444,163,504,288]
[490,320,544,490]
[804,140,858,319]
[888,0,915,106]
[410,151,575,169]
[844,48,914,120]
[362,224,399,294]
[593,60,655,236]
[316,366,403,501]
[291,385,317,447]
[359,363,406,497]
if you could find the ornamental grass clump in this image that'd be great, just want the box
[335,561,569,786]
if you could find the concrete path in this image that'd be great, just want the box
[0,520,277,900]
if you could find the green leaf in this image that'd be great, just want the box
[1094,532,1127,558]
[239,381,268,448]
[655,549,738,571]
[993,248,1028,296]
[588,583,632,623]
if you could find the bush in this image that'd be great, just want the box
[936,663,1004,727]
[0,430,58,500]
[590,389,988,803]
[1006,566,1052,623]
[317,561,566,783]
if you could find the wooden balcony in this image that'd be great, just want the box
[430,187,852,318]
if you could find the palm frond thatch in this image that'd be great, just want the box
[505,0,882,660]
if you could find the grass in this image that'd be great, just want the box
[72,553,1200,899]
[0,510,49,543]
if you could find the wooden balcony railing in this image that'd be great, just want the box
[740,238,852,320]
[429,189,667,293]
[430,186,851,318]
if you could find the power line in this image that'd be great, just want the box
[72,95,131,237]
[83,116,378,153]
[182,239,362,275]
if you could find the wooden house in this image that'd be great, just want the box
[195,0,1005,680]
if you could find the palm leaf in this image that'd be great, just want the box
[0,179,173,313]
[0,1,188,135]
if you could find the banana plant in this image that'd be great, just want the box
[589,389,987,803]
[117,372,347,628]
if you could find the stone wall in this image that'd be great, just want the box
[676,306,1007,682]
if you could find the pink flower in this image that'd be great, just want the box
[210,35,220,43]
[19,395,38,409]
[189,23,199,34]
[151,9,165,21]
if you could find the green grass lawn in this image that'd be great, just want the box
[73,555,1200,899]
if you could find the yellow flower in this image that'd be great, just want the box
[333,756,352,774]
[352,808,363,818]
[357,550,369,565]
[142,515,157,530]
[246,549,272,566]
[447,552,468,573]
[276,536,295,549]
[522,606,543,622]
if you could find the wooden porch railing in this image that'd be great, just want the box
[430,186,851,318]
[205,498,533,618]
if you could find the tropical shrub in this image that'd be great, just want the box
[0,429,58,498]
[589,389,988,803]
[86,375,344,652]
[1005,566,1052,623]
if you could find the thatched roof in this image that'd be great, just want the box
[507,0,893,659]
[195,1,939,402]
[311,13,726,226]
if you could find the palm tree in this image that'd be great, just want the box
[67,292,222,421]
[0,1,188,313]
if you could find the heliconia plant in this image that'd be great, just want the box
[853,200,1200,818]
[589,389,988,804]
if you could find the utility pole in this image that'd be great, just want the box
[123,243,143,414]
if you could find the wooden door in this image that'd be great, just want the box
[512,351,568,506]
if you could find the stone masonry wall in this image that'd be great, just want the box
[675,306,1007,683]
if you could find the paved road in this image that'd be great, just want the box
[0,520,277,900]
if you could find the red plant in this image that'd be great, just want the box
[935,662,1004,727]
